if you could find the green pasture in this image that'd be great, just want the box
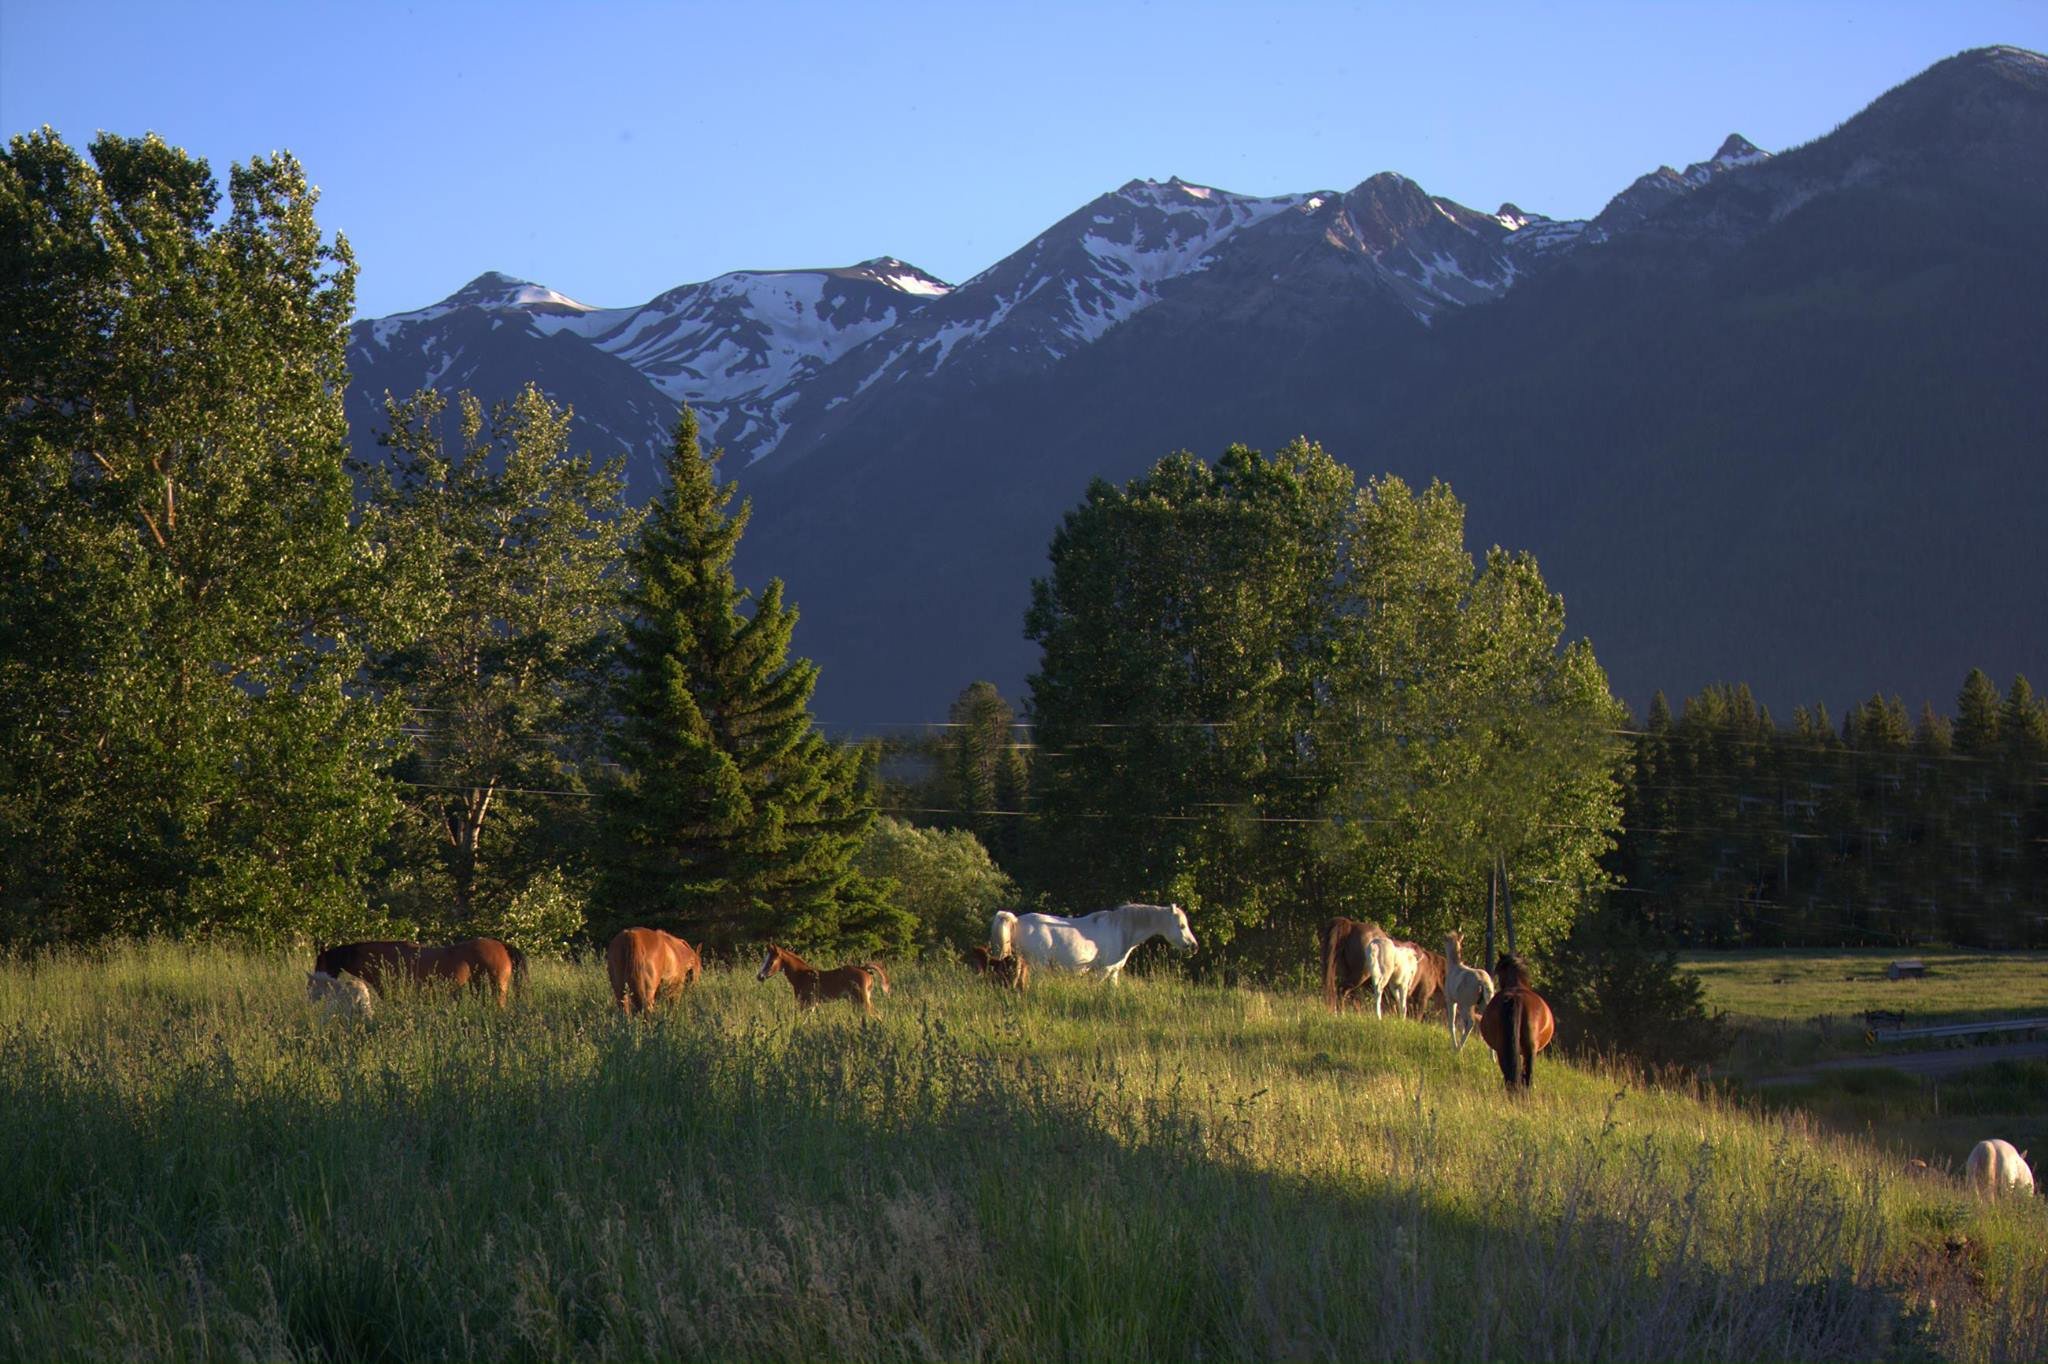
[1681,949,2048,1029]
[2,943,2044,1361]
[1684,948,2048,1168]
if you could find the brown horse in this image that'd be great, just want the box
[968,944,1029,991]
[606,927,701,1014]
[313,940,418,992]
[1478,954,1557,1091]
[755,944,882,1014]
[312,937,524,1007]
[1320,916,1386,1012]
[1404,942,1446,1020]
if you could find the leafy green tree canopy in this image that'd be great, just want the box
[0,130,397,943]
[359,385,639,938]
[1025,441,1624,972]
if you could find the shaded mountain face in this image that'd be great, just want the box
[348,45,2048,728]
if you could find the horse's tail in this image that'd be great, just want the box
[1501,992,1528,1089]
[1321,921,1341,1013]
[864,962,892,995]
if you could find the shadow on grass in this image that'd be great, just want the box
[0,1003,2015,1362]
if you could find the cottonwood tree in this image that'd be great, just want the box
[359,385,638,937]
[600,408,906,953]
[0,131,399,943]
[1025,445,1625,973]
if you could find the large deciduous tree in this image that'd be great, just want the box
[1025,443,1625,972]
[359,385,638,940]
[600,408,905,953]
[0,131,399,944]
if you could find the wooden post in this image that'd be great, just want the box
[1499,850,1518,955]
[1484,858,1497,966]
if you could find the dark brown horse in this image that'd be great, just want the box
[1320,917,1386,1012]
[968,944,1029,991]
[313,940,418,992]
[1478,954,1557,1090]
[606,927,701,1014]
[755,944,882,1014]
[312,937,524,1007]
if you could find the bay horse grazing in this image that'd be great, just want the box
[1441,932,1496,1051]
[313,940,419,993]
[756,944,880,1014]
[990,903,1196,983]
[606,927,701,1015]
[968,944,1029,991]
[1479,954,1556,1090]
[1367,936,1422,1019]
[1319,916,1386,1012]
[314,938,523,1007]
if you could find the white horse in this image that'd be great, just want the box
[1965,1139,2035,1198]
[306,969,374,1021]
[1442,931,1496,1051]
[1367,935,1421,1019]
[989,903,1197,982]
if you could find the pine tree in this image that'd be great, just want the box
[601,408,904,953]
[1954,668,2003,756]
[1999,675,2048,761]
[940,680,1028,869]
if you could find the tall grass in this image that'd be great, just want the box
[2,943,2043,1361]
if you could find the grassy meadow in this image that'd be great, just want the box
[1685,948,2048,1172]
[3,944,2045,1362]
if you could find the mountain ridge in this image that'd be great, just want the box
[345,46,2048,726]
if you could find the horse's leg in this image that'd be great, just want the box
[1447,995,1459,1048]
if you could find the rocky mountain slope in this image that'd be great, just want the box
[347,46,2048,726]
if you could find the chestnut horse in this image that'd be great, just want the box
[756,944,883,1014]
[1320,916,1387,1012]
[606,927,701,1014]
[312,937,524,1007]
[1478,954,1556,1090]
[968,944,1029,991]
[1403,942,1446,1020]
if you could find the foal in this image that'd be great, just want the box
[1478,953,1556,1090]
[968,943,1029,991]
[756,944,882,1014]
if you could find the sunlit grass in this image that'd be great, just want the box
[2,943,2044,1360]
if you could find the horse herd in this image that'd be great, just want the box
[1318,915,1558,1090]
[304,902,1559,1093]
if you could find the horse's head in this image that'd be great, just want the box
[1168,903,1197,952]
[989,910,1018,959]
[756,946,784,981]
[1494,953,1530,990]
[1445,931,1463,962]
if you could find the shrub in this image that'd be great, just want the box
[857,817,1015,954]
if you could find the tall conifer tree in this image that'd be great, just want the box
[601,409,903,952]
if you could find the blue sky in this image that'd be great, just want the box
[5,1,2044,318]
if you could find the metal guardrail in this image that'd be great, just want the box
[1870,1016,2048,1043]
